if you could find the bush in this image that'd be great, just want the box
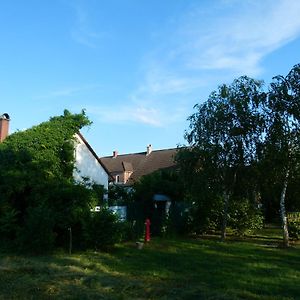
[289,221,300,239]
[287,212,300,240]
[0,208,19,240]
[121,220,145,241]
[17,206,56,253]
[229,199,264,235]
[163,202,191,237]
[188,195,223,235]
[83,209,123,250]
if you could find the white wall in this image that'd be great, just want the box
[73,134,108,190]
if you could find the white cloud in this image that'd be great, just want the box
[124,0,300,128]
[174,0,300,76]
[68,0,300,128]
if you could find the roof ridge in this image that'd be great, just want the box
[101,147,180,158]
[101,151,146,158]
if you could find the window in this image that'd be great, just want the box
[115,175,120,183]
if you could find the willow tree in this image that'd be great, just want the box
[185,76,266,240]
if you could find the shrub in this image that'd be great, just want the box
[0,208,19,240]
[163,202,191,237]
[188,195,223,235]
[121,220,145,241]
[289,221,300,240]
[229,199,264,235]
[83,208,123,250]
[288,213,300,240]
[17,206,56,253]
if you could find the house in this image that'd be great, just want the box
[0,113,109,190]
[101,145,183,231]
[73,132,110,190]
[101,144,178,186]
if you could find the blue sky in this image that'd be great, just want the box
[1,0,300,156]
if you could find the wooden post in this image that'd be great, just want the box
[68,227,72,255]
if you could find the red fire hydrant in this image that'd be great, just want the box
[145,218,151,242]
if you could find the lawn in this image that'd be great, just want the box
[0,229,299,299]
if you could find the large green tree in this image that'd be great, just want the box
[180,64,300,246]
[183,76,266,239]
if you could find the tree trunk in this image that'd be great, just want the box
[221,169,237,241]
[221,191,230,241]
[280,169,289,247]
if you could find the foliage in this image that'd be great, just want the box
[132,169,185,236]
[163,202,191,236]
[288,212,300,240]
[120,219,145,241]
[259,64,300,246]
[228,198,264,235]
[18,206,56,253]
[0,207,19,242]
[179,64,300,244]
[134,169,184,203]
[175,148,224,234]
[83,209,123,250]
[108,184,133,206]
[0,110,104,252]
[289,222,300,240]
[179,77,266,238]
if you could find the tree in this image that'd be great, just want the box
[133,169,185,235]
[262,64,300,247]
[176,147,223,234]
[184,76,266,240]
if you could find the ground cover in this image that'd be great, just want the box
[0,227,299,299]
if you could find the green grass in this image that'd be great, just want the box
[0,228,299,299]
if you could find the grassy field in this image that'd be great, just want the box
[0,228,299,299]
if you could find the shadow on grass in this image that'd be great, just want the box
[0,235,299,299]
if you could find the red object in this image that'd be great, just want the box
[145,218,151,242]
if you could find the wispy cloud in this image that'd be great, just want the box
[70,3,109,48]
[134,64,206,96]
[69,0,300,128]
[85,105,162,127]
[120,0,300,127]
[172,0,300,76]
[35,83,102,99]
[84,103,187,128]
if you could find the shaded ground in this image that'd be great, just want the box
[0,227,299,299]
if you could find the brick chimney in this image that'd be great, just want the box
[0,113,10,142]
[146,144,152,156]
[113,150,118,158]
